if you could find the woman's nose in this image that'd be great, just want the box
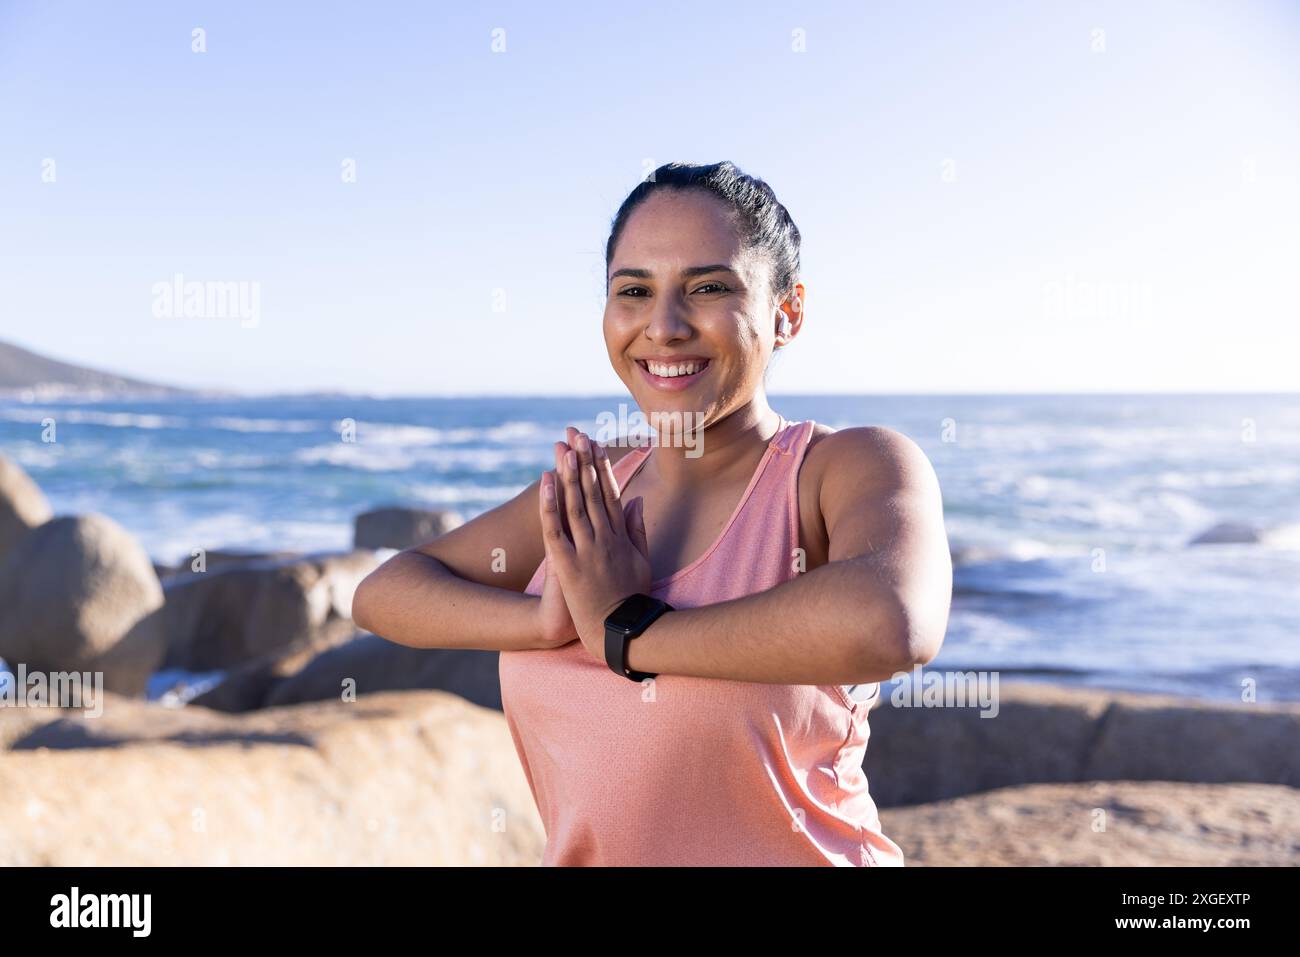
[643,302,693,343]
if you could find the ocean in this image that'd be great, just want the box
[2,392,1297,705]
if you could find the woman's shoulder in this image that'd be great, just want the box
[803,421,938,494]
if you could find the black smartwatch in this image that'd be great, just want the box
[604,593,674,682]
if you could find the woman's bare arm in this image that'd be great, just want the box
[622,426,952,684]
[351,477,549,651]
[351,437,642,651]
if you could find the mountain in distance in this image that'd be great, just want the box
[0,338,222,400]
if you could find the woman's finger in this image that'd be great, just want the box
[562,447,594,547]
[552,441,573,539]
[573,432,612,539]
[592,440,626,534]
[538,470,575,564]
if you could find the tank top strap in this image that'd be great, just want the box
[609,437,654,492]
[768,415,815,458]
[769,416,815,554]
[710,415,814,561]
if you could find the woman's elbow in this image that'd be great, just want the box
[350,571,382,634]
[868,592,948,674]
[899,597,950,668]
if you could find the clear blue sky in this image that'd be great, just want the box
[1,0,1296,395]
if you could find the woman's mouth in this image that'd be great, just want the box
[635,358,711,391]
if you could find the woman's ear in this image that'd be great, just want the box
[776,281,805,345]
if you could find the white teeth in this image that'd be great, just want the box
[645,360,706,377]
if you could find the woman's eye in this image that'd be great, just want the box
[694,282,728,294]
[618,287,648,297]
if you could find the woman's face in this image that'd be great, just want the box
[603,189,779,428]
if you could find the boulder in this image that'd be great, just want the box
[183,621,358,712]
[354,506,463,550]
[863,681,1300,807]
[1189,521,1261,545]
[189,633,502,714]
[0,513,165,696]
[155,549,302,581]
[265,637,501,711]
[880,780,1300,866]
[161,550,383,671]
[0,689,544,865]
[2,685,1294,866]
[0,455,52,560]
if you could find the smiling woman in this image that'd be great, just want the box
[352,160,953,867]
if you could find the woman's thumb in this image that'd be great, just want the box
[626,496,649,557]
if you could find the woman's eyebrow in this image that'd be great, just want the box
[608,264,738,281]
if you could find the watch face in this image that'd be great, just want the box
[607,593,663,632]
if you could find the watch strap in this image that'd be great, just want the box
[604,594,673,682]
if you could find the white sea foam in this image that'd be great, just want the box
[0,406,187,429]
[1260,523,1300,550]
[404,482,530,504]
[331,422,445,446]
[293,442,529,472]
[1154,465,1300,489]
[146,514,351,565]
[485,420,544,441]
[319,419,545,447]
[205,416,319,433]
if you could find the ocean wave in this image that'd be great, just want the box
[293,443,532,472]
[1260,523,1300,550]
[321,419,545,447]
[404,482,532,504]
[0,444,63,469]
[205,416,320,433]
[332,422,446,446]
[949,422,1300,453]
[1154,465,1300,489]
[145,515,352,565]
[485,420,545,441]
[949,538,1092,565]
[0,406,187,429]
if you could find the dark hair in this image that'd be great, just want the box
[604,161,802,305]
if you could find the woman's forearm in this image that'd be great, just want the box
[351,549,543,651]
[623,558,920,685]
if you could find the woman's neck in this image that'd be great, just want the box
[642,397,784,491]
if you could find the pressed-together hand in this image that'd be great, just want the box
[536,429,584,648]
[538,428,651,662]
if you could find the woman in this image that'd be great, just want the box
[352,161,952,866]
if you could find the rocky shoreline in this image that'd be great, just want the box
[2,452,1297,865]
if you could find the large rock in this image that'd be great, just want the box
[266,638,501,711]
[880,780,1300,866]
[155,549,302,581]
[1189,521,1261,545]
[863,681,1300,807]
[190,633,501,714]
[0,513,165,695]
[0,689,544,865]
[161,550,383,670]
[0,455,52,559]
[183,624,358,712]
[354,506,463,550]
[2,686,1294,866]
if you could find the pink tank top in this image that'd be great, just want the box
[497,415,905,866]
